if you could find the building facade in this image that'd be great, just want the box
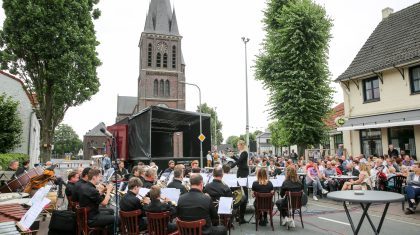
[336,5,420,158]
[0,71,40,165]
[83,122,108,160]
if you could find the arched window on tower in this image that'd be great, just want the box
[153,79,158,97]
[148,44,152,67]
[165,80,170,97]
[172,46,176,69]
[160,80,164,96]
[156,53,161,67]
[163,53,168,68]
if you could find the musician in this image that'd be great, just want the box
[177,173,227,235]
[15,160,30,177]
[119,177,150,231]
[204,167,232,201]
[65,170,79,199]
[129,166,140,179]
[275,167,303,224]
[232,140,249,224]
[116,161,129,180]
[167,168,188,195]
[79,169,114,233]
[162,160,175,175]
[71,167,91,202]
[143,185,177,233]
[44,161,65,198]
[138,166,147,184]
[143,168,157,189]
[252,168,274,226]
[7,160,19,179]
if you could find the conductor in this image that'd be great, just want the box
[232,140,249,224]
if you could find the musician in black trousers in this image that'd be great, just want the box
[79,169,115,234]
[177,174,227,235]
[232,140,249,224]
[65,171,79,199]
[252,168,274,226]
[143,185,177,233]
[120,177,150,231]
[71,167,91,202]
[204,167,232,201]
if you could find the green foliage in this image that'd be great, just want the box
[0,153,28,170]
[0,0,101,162]
[226,136,239,148]
[196,103,224,145]
[0,93,22,153]
[256,0,333,148]
[53,124,82,157]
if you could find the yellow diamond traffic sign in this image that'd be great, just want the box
[198,134,206,142]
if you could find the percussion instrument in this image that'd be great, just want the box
[0,198,30,206]
[0,167,44,193]
[0,193,29,202]
[0,203,28,223]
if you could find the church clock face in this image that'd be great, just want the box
[156,42,168,52]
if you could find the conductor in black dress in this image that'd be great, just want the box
[232,140,249,224]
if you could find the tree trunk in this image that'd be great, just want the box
[40,124,53,163]
[40,83,54,163]
[297,144,306,160]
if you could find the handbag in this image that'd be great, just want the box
[48,210,76,232]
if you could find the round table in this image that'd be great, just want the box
[328,191,404,235]
[330,175,358,180]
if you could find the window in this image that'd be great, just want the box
[153,79,158,96]
[156,53,161,67]
[147,43,152,67]
[363,77,380,102]
[163,53,168,68]
[160,80,164,96]
[409,65,420,94]
[334,133,343,149]
[172,45,176,69]
[360,129,383,156]
[388,126,416,156]
[165,80,170,97]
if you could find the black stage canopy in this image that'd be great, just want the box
[128,106,211,161]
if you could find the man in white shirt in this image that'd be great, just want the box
[206,151,213,167]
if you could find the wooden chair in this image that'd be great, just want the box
[219,214,234,235]
[279,191,304,229]
[254,192,274,231]
[146,211,178,235]
[176,218,206,235]
[386,175,406,193]
[119,209,147,235]
[75,206,108,235]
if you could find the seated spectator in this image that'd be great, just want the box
[275,167,303,225]
[305,161,328,201]
[405,167,420,214]
[332,160,342,176]
[143,185,177,233]
[342,163,371,190]
[402,155,414,167]
[322,161,337,192]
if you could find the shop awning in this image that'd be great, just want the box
[337,109,420,131]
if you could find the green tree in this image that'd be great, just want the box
[0,93,22,153]
[197,103,223,145]
[0,0,102,162]
[255,0,333,156]
[226,135,239,149]
[53,124,82,157]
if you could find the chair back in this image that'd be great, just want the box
[120,209,141,235]
[286,191,303,211]
[254,192,274,211]
[176,218,206,235]
[146,211,173,235]
[75,206,89,235]
[387,175,406,193]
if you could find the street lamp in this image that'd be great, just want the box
[178,81,203,168]
[241,37,250,149]
[214,107,217,149]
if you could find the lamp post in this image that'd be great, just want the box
[178,81,203,168]
[241,37,250,149]
[214,107,217,150]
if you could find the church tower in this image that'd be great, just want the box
[137,0,186,111]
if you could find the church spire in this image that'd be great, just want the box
[143,0,179,36]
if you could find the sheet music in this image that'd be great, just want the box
[222,174,238,188]
[218,197,233,214]
[104,168,115,183]
[19,197,50,230]
[161,188,181,203]
[270,175,285,187]
[200,173,210,185]
[237,178,247,187]
[29,185,51,206]
[138,188,150,198]
[247,176,257,188]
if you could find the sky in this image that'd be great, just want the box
[1,0,419,142]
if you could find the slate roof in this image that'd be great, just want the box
[85,122,107,136]
[144,0,180,36]
[117,96,137,115]
[336,3,420,81]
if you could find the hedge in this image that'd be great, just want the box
[0,153,29,170]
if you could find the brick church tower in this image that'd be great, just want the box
[137,0,186,110]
